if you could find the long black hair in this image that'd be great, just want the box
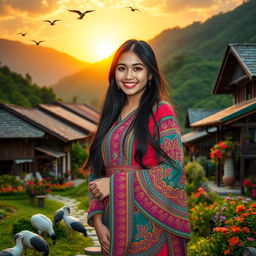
[85,39,175,176]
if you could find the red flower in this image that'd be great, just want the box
[228,237,239,246]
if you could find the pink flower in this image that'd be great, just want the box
[251,189,256,197]
[247,237,255,242]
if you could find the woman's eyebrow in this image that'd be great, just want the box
[116,63,144,66]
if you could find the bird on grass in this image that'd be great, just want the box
[62,206,87,238]
[16,230,49,256]
[43,20,61,26]
[31,214,57,244]
[53,206,66,226]
[31,40,44,46]
[0,233,24,256]
[126,6,140,12]
[17,32,29,37]
[68,9,95,20]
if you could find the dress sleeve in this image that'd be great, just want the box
[109,103,191,254]
[87,173,105,226]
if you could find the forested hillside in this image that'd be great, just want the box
[149,0,256,127]
[0,65,56,107]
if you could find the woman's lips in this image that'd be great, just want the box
[123,82,137,89]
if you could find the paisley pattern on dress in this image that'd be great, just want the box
[87,101,191,256]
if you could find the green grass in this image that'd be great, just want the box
[0,195,93,255]
[52,179,89,211]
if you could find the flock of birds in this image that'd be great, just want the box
[0,206,88,256]
[17,7,140,46]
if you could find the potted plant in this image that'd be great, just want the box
[210,138,236,188]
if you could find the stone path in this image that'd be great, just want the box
[47,194,101,255]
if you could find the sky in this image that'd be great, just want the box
[0,0,242,63]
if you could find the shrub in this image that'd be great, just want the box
[188,237,212,256]
[12,218,33,235]
[243,175,256,199]
[0,175,25,195]
[185,161,207,194]
[189,187,218,209]
[24,179,51,196]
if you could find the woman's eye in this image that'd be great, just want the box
[134,67,142,71]
[117,66,125,71]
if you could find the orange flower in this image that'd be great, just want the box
[240,213,249,217]
[251,212,256,215]
[225,220,231,224]
[230,201,236,204]
[251,203,256,208]
[242,227,250,233]
[224,249,231,255]
[215,227,229,233]
[247,208,253,212]
[228,237,239,246]
[230,226,241,233]
[236,205,245,213]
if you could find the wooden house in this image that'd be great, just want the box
[191,44,256,193]
[0,102,99,179]
[182,109,220,159]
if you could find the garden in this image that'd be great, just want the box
[186,138,256,255]
[0,139,256,255]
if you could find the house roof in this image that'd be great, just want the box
[0,104,87,142]
[191,98,256,128]
[182,127,217,144]
[185,108,222,128]
[213,44,256,94]
[0,109,45,138]
[53,101,100,124]
[38,104,97,133]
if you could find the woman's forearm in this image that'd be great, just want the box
[93,213,104,227]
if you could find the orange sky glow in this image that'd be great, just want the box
[0,0,241,63]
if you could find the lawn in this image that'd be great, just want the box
[0,191,93,255]
[52,179,89,211]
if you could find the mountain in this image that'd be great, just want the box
[148,0,256,127]
[0,65,56,106]
[52,55,113,109]
[0,39,87,86]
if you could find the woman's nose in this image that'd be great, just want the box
[125,68,134,79]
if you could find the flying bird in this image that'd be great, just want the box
[31,40,44,46]
[43,19,61,26]
[68,9,95,20]
[31,214,57,244]
[16,230,49,256]
[126,6,140,12]
[62,206,87,238]
[0,233,24,256]
[17,32,29,37]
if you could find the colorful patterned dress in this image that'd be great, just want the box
[88,101,191,256]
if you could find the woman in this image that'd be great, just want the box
[86,39,191,256]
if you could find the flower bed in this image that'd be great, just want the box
[188,191,256,256]
[51,181,74,191]
[0,175,25,196]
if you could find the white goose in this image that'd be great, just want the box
[16,230,49,256]
[31,214,57,244]
[0,233,24,256]
[62,206,87,237]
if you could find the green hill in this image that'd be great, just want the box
[149,0,256,128]
[0,65,56,106]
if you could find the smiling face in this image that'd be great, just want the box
[115,50,152,101]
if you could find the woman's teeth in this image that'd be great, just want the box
[124,82,136,88]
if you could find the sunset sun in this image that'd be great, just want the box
[93,40,117,61]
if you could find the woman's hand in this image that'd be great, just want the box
[95,222,110,255]
[89,177,110,201]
